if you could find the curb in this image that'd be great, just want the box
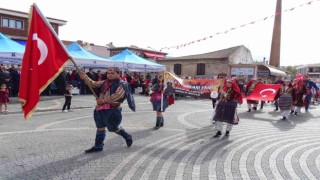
[1,106,93,115]
[9,96,64,104]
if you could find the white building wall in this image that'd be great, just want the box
[228,46,253,64]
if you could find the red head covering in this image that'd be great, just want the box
[296,79,303,89]
[231,77,238,84]
[245,78,257,93]
[223,78,243,104]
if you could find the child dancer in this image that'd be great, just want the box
[62,84,73,112]
[213,78,243,137]
[0,84,9,114]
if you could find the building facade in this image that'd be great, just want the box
[157,45,253,78]
[230,63,287,82]
[108,46,167,62]
[296,64,320,82]
[0,7,66,44]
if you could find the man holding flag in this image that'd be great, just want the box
[19,4,70,120]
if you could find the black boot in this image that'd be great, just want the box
[290,110,294,114]
[213,131,221,138]
[225,131,230,137]
[282,116,286,120]
[247,109,251,112]
[160,117,164,127]
[154,117,161,130]
[253,107,257,111]
[116,128,133,147]
[85,130,105,153]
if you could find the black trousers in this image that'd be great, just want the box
[62,96,72,110]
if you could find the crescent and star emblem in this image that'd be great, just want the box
[32,33,48,65]
[259,88,276,97]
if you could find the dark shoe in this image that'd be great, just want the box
[253,107,257,111]
[85,147,103,153]
[213,131,221,138]
[160,117,164,127]
[294,112,298,116]
[126,139,133,147]
[275,108,279,111]
[290,110,294,114]
[117,128,133,147]
[225,131,230,137]
[247,109,251,112]
[282,116,286,120]
[154,117,162,129]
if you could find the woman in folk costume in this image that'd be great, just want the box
[210,72,227,124]
[291,78,306,115]
[245,78,261,112]
[278,79,294,120]
[213,78,243,138]
[150,78,174,130]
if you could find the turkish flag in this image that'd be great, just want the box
[19,4,70,120]
[245,84,281,101]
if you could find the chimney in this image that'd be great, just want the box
[269,0,282,67]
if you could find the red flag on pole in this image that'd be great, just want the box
[245,84,281,101]
[19,4,70,120]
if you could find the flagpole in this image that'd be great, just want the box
[160,71,165,112]
[69,57,98,98]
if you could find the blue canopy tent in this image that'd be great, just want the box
[66,42,118,68]
[108,49,166,72]
[0,33,25,65]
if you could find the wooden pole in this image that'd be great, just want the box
[69,57,98,98]
[160,71,165,112]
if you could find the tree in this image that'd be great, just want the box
[285,66,297,79]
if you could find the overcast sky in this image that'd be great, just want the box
[2,0,320,66]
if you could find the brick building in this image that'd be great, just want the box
[0,7,66,44]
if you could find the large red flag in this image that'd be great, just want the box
[245,84,281,101]
[19,4,70,120]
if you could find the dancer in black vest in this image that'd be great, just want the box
[80,67,133,153]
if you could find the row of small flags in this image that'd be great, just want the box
[160,0,320,51]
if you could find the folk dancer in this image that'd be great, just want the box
[213,78,243,137]
[150,78,174,130]
[303,74,319,112]
[273,76,284,111]
[210,72,227,124]
[80,67,133,153]
[291,78,306,115]
[278,80,294,120]
[245,78,260,112]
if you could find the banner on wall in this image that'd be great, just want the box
[163,71,224,98]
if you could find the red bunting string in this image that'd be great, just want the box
[160,0,319,52]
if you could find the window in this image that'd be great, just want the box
[309,68,313,72]
[174,64,182,75]
[2,18,9,27]
[197,63,205,75]
[16,21,23,29]
[9,19,15,28]
[2,18,24,29]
